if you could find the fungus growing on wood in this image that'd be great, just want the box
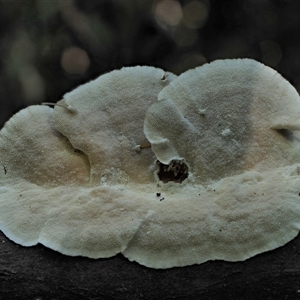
[144,59,300,183]
[53,66,176,184]
[1,60,300,269]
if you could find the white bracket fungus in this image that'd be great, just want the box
[1,60,300,269]
[53,66,176,185]
[144,59,300,183]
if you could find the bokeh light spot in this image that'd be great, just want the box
[153,0,183,27]
[19,65,45,104]
[61,47,90,75]
[182,0,209,29]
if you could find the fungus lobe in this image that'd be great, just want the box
[1,60,300,269]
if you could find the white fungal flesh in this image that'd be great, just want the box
[144,59,300,183]
[1,61,300,269]
[53,66,176,185]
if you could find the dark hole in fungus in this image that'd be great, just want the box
[276,129,298,142]
[156,159,189,183]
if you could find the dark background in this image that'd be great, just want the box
[1,0,300,127]
[1,0,300,299]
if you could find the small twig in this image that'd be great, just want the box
[139,142,151,150]
[42,102,77,113]
[132,142,151,153]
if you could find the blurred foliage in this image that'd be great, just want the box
[1,0,300,127]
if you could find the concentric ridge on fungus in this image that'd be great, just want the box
[1,60,300,269]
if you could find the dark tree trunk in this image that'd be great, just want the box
[1,230,300,300]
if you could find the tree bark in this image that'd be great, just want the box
[1,230,300,300]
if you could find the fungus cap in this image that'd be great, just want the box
[1,61,300,269]
[53,66,176,185]
[0,105,90,245]
[144,59,300,183]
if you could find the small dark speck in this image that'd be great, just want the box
[20,195,22,197]
[219,229,222,232]
[199,194,201,196]
[156,193,161,197]
[213,189,216,192]
[298,193,300,196]
[160,198,165,201]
